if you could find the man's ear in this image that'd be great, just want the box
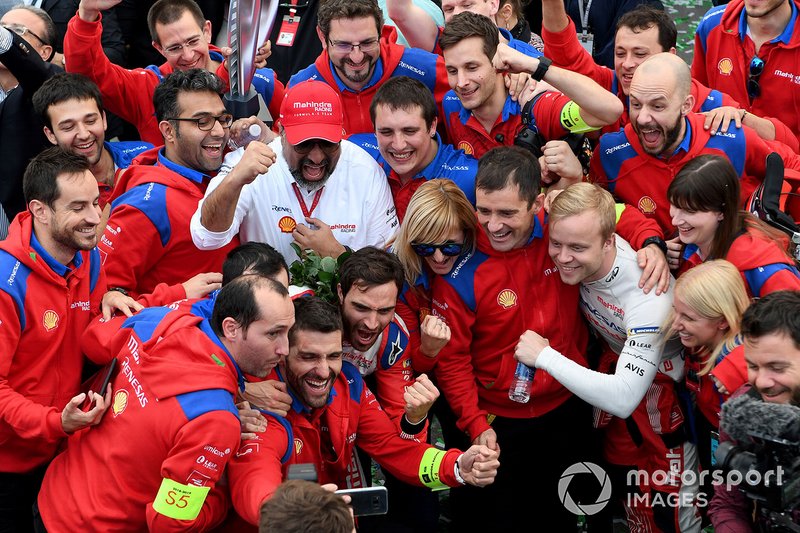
[681,93,695,116]
[43,125,57,146]
[39,44,53,62]
[203,19,212,42]
[159,119,176,144]
[152,40,164,56]
[28,199,49,224]
[222,316,240,340]
[531,192,545,215]
[337,283,344,305]
[317,26,327,48]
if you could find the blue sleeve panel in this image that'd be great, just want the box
[598,132,637,194]
[695,4,727,55]
[0,251,32,330]
[699,89,726,112]
[340,362,366,404]
[176,388,239,421]
[121,306,174,342]
[110,182,171,247]
[258,409,295,464]
[252,67,278,104]
[442,251,488,312]
[705,126,746,177]
[379,321,410,370]
[743,263,800,298]
[394,48,441,92]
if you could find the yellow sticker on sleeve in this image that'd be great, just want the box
[418,448,448,490]
[152,477,211,521]
[560,101,598,134]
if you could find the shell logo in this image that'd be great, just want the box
[497,289,518,309]
[638,196,657,214]
[42,310,59,331]
[278,216,297,233]
[112,389,129,417]
[294,438,303,455]
[717,58,734,76]
[457,141,474,155]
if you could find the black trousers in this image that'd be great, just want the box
[0,466,47,533]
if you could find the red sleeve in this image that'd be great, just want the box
[615,204,663,248]
[355,385,461,487]
[710,345,747,396]
[397,289,437,374]
[691,34,710,86]
[145,411,241,532]
[137,283,188,308]
[531,91,571,140]
[758,268,800,295]
[742,131,800,203]
[589,145,609,188]
[763,117,800,153]
[433,55,452,132]
[541,18,614,92]
[0,295,66,442]
[266,78,286,127]
[227,416,291,526]
[431,278,489,441]
[64,14,161,145]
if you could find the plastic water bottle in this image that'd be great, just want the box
[508,361,535,403]
[228,123,262,150]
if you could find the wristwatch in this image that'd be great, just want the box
[531,57,552,81]
[642,236,668,256]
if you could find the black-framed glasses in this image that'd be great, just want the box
[747,55,765,100]
[328,38,380,54]
[1,22,48,45]
[165,113,234,131]
[411,242,465,257]
[293,139,340,154]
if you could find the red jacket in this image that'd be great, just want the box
[431,214,589,440]
[227,362,462,526]
[693,0,800,149]
[0,212,106,473]
[288,27,450,136]
[37,307,242,532]
[63,13,285,146]
[591,113,800,233]
[99,148,239,297]
[679,226,800,297]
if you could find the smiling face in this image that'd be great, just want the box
[321,16,381,91]
[443,36,502,112]
[421,228,467,276]
[153,10,213,71]
[285,328,343,409]
[549,211,614,285]
[670,205,722,254]
[232,288,295,378]
[745,332,800,404]
[43,98,107,166]
[671,289,728,351]
[629,73,690,157]
[161,90,228,173]
[613,25,665,96]
[374,103,438,182]
[339,281,398,351]
[476,183,541,252]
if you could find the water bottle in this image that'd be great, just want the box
[228,123,262,150]
[508,361,535,403]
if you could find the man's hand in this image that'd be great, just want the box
[101,290,143,321]
[703,106,744,135]
[540,140,583,184]
[514,329,549,367]
[492,42,539,75]
[636,244,670,295]
[666,236,683,271]
[61,385,112,434]
[293,218,347,258]
[457,445,501,487]
[420,315,450,358]
[505,72,532,102]
[241,380,293,416]
[471,428,499,451]
[78,0,122,22]
[229,117,276,149]
[227,141,277,187]
[236,401,268,440]
[404,374,440,424]
[542,188,564,213]
[182,272,223,299]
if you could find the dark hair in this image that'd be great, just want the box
[222,243,289,286]
[23,147,91,208]
[616,5,677,52]
[211,275,289,336]
[668,155,792,261]
[259,480,354,533]
[289,296,343,345]
[153,68,224,122]
[370,76,437,130]
[317,0,383,41]
[476,146,541,208]
[8,5,56,45]
[741,291,800,350]
[147,0,206,44]
[33,73,104,130]
[439,12,499,59]
[338,247,404,297]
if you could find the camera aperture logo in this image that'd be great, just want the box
[558,462,613,516]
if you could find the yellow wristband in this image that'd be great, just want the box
[614,203,626,224]
[560,101,597,134]
[418,448,448,490]
[152,477,211,521]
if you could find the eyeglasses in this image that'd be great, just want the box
[1,23,48,45]
[747,55,765,100]
[411,242,465,257]
[165,113,234,131]
[328,38,380,54]
[161,36,203,56]
[293,139,341,154]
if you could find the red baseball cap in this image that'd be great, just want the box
[280,81,344,145]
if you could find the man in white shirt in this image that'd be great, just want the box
[191,80,398,264]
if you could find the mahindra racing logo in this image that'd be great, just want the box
[293,101,333,113]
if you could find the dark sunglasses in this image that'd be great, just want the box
[294,139,340,154]
[411,242,465,257]
[747,56,765,100]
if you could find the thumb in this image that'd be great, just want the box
[305,217,327,228]
[273,381,288,392]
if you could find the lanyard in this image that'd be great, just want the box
[577,0,593,31]
[291,183,324,218]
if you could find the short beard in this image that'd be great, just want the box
[291,164,333,192]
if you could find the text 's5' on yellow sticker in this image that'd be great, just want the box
[152,478,210,520]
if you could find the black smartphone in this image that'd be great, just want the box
[80,359,118,411]
[286,463,318,482]
[335,486,389,517]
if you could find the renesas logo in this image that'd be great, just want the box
[605,142,630,155]
[293,101,333,113]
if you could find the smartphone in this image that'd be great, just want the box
[80,359,118,411]
[336,486,389,517]
[286,463,318,482]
